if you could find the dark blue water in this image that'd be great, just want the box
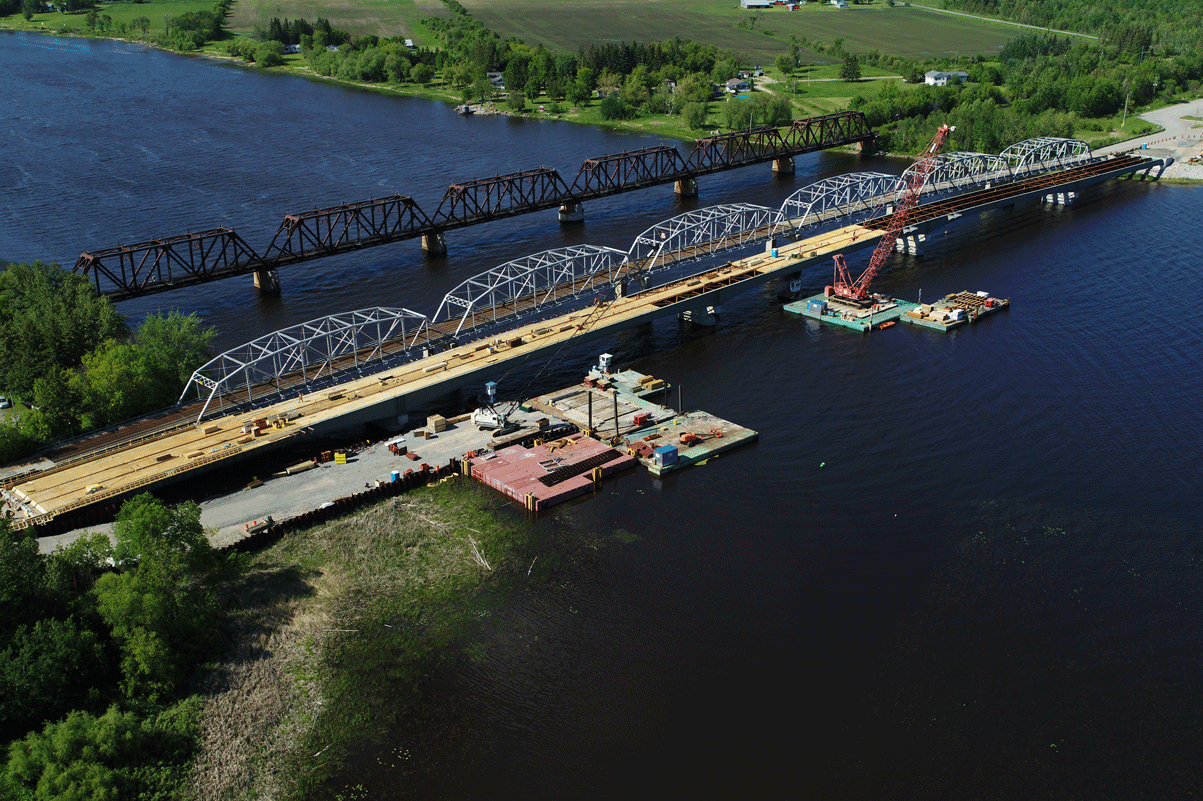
[4,32,1202,800]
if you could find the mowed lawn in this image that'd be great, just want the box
[461,0,1017,63]
[226,0,452,40]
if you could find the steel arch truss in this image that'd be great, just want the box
[626,204,792,276]
[1001,137,1093,178]
[431,245,629,340]
[181,307,432,423]
[781,172,904,229]
[901,152,1013,195]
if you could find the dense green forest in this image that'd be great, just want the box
[939,0,1203,53]
[0,262,215,463]
[0,496,228,799]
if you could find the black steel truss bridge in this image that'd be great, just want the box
[73,111,875,301]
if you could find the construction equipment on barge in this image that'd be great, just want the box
[828,124,955,304]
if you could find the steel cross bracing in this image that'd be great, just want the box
[430,245,628,340]
[74,228,264,297]
[1000,137,1092,178]
[262,195,433,262]
[626,204,794,276]
[180,307,432,424]
[72,111,876,300]
[780,172,905,230]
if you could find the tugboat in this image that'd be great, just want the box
[776,274,805,302]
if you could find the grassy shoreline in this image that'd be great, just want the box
[190,477,616,799]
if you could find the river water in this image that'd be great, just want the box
[4,32,1203,799]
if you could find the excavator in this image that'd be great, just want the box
[828,124,955,303]
[471,381,521,435]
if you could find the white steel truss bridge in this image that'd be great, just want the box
[1000,137,1093,178]
[181,307,433,422]
[901,151,1014,195]
[626,203,794,276]
[429,245,629,341]
[780,172,904,229]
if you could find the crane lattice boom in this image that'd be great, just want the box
[829,124,955,302]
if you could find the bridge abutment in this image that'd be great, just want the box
[422,232,448,255]
[558,202,585,223]
[772,157,795,175]
[253,268,281,295]
[674,178,698,197]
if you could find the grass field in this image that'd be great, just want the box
[460,0,1018,63]
[225,0,451,41]
[1,0,213,36]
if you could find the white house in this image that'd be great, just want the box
[741,0,773,7]
[924,70,969,86]
[830,0,847,8]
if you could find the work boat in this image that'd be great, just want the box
[777,274,804,302]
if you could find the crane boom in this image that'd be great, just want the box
[829,124,955,302]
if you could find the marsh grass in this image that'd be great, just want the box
[189,477,595,799]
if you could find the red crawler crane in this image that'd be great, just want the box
[828,124,955,302]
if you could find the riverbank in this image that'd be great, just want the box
[188,476,618,799]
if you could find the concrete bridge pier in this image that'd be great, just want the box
[1043,191,1077,205]
[680,305,718,326]
[253,268,281,295]
[674,178,698,197]
[772,157,795,175]
[422,232,447,255]
[558,202,585,223]
[894,233,926,256]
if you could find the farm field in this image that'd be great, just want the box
[2,0,213,36]
[459,0,1018,63]
[225,0,452,41]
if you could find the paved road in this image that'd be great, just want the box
[1094,101,1203,178]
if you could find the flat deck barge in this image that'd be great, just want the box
[902,291,1009,331]
[784,293,918,332]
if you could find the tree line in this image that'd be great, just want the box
[939,0,1203,54]
[0,262,215,464]
[0,495,228,799]
[844,30,1202,153]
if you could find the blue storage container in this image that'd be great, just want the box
[653,445,679,466]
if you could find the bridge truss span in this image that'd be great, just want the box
[627,204,794,276]
[75,228,263,299]
[902,152,1013,196]
[434,168,573,227]
[263,195,434,262]
[1001,137,1093,178]
[181,306,433,423]
[430,245,629,340]
[571,146,688,197]
[781,172,904,229]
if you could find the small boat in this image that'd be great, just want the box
[776,275,804,302]
[875,320,896,330]
[458,105,474,116]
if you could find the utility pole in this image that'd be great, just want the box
[1122,92,1130,127]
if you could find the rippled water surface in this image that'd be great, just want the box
[4,31,1202,800]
